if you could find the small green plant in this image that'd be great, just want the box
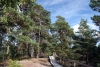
[8,60,22,67]
[97,63,100,67]
[0,52,6,61]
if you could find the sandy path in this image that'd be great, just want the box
[19,58,52,67]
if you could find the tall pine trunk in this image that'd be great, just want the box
[37,30,40,58]
[86,53,89,65]
[6,27,11,59]
[0,33,2,51]
[30,44,34,57]
[37,22,41,58]
[27,44,34,57]
[6,44,10,59]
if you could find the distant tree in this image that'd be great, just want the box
[51,16,74,60]
[73,19,99,66]
[90,0,100,30]
[89,0,100,46]
[30,3,51,58]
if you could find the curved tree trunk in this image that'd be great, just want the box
[30,44,34,57]
[0,33,2,51]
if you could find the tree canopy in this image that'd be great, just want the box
[0,0,100,67]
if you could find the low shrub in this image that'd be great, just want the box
[8,60,22,67]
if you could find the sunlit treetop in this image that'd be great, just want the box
[0,0,36,8]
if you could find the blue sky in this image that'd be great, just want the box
[36,0,99,32]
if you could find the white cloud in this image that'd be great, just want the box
[51,0,89,18]
[72,24,79,32]
[88,23,98,30]
[72,22,98,33]
[37,0,93,22]
[37,0,99,31]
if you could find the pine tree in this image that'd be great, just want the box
[30,3,51,58]
[51,16,74,60]
[90,0,100,30]
[73,19,98,66]
[0,0,36,59]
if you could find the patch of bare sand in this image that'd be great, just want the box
[19,58,52,67]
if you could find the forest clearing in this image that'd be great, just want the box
[0,58,52,67]
[19,58,52,67]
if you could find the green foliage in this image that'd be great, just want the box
[51,16,74,59]
[90,0,100,29]
[0,51,6,61]
[17,35,38,45]
[0,1,99,67]
[73,19,99,66]
[0,0,36,8]
[90,0,100,12]
[8,60,22,67]
[0,0,36,59]
[97,63,100,67]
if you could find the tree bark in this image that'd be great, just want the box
[0,33,2,51]
[7,45,10,55]
[28,44,31,57]
[6,44,10,59]
[86,54,89,65]
[37,31,40,58]
[30,44,34,57]
[37,22,41,58]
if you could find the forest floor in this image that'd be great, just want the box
[19,58,52,67]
